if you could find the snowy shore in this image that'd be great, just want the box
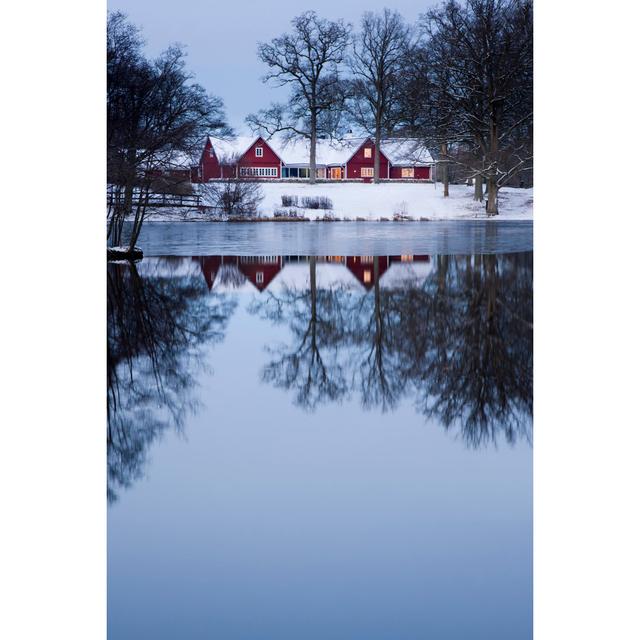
[144,183,533,222]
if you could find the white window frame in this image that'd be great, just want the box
[401,167,415,178]
[255,147,263,157]
[239,167,277,177]
[361,167,374,178]
[364,147,372,159]
[256,271,264,284]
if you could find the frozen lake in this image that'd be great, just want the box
[133,220,533,256]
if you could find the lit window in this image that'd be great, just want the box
[401,255,413,262]
[363,270,372,284]
[401,167,414,178]
[255,147,263,157]
[361,167,374,177]
[256,272,264,284]
[361,256,374,263]
[364,148,372,158]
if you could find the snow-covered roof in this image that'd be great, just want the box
[206,135,434,167]
[268,263,366,293]
[379,139,434,166]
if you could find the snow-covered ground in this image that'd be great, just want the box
[143,182,532,221]
[258,182,532,220]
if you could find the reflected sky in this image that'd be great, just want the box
[108,252,532,639]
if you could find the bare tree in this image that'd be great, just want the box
[107,12,232,252]
[421,0,533,214]
[246,11,351,184]
[348,9,411,183]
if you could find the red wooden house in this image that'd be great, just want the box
[197,136,283,181]
[195,136,434,183]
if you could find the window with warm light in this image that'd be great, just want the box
[363,270,372,284]
[401,167,414,178]
[361,167,374,177]
[364,148,372,158]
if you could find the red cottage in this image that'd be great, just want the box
[345,140,390,182]
[236,137,283,179]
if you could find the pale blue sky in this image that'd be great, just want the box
[108,0,439,131]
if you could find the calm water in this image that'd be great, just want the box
[133,220,533,256]
[108,236,533,639]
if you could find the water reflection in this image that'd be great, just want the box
[107,252,532,497]
[106,259,236,501]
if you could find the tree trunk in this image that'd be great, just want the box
[309,113,317,185]
[486,176,499,216]
[474,175,483,202]
[374,126,382,183]
[486,120,499,215]
[440,142,449,197]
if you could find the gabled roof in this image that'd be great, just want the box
[343,137,388,166]
[380,139,434,166]
[208,135,285,164]
[205,135,434,167]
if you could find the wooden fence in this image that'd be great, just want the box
[107,189,201,208]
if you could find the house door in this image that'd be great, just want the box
[330,167,342,180]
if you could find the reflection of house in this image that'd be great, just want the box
[191,255,431,293]
[382,256,432,288]
[346,256,390,289]
[237,256,283,291]
[192,256,223,290]
[192,255,283,291]
[196,135,434,182]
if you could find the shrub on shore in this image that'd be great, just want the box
[301,195,333,210]
[281,194,334,210]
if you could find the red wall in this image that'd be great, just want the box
[200,138,222,181]
[346,140,389,181]
[237,137,281,178]
[389,166,431,180]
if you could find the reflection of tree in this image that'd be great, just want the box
[348,259,406,412]
[107,260,235,501]
[413,254,533,447]
[249,257,350,409]
[253,253,533,448]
